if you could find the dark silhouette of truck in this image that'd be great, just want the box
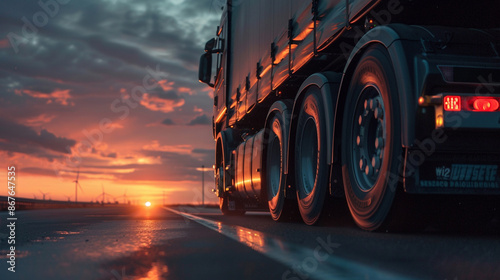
[199,0,500,230]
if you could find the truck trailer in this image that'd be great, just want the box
[198,0,500,231]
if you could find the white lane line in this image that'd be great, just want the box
[165,207,421,280]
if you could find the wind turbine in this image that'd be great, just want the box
[116,189,129,204]
[97,185,114,204]
[33,195,37,200]
[63,195,72,202]
[73,168,84,203]
[39,190,50,201]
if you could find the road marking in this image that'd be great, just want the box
[165,207,420,280]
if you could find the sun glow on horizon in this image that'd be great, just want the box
[145,201,152,207]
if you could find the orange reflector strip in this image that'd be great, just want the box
[444,96,461,111]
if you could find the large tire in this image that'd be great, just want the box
[266,113,297,221]
[341,45,402,231]
[295,87,329,225]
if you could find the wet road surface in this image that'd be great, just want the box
[0,205,499,280]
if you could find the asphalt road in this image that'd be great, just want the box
[0,204,499,280]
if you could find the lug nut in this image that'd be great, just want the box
[359,157,366,171]
[365,165,373,176]
[375,137,384,149]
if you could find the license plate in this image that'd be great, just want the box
[419,163,500,189]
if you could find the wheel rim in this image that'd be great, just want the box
[299,118,318,195]
[268,136,281,198]
[351,85,386,190]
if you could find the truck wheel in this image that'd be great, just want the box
[295,87,329,225]
[341,45,402,231]
[266,113,296,221]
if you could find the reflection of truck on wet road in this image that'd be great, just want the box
[198,0,500,230]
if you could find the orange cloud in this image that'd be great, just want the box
[16,89,73,106]
[157,80,193,95]
[143,140,192,154]
[25,114,56,126]
[202,85,215,98]
[158,80,175,91]
[108,123,124,129]
[178,87,194,95]
[108,156,162,166]
[140,93,184,113]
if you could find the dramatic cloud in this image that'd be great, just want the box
[192,148,213,155]
[140,92,185,113]
[161,118,175,125]
[24,114,56,126]
[188,114,211,125]
[142,141,192,154]
[16,89,74,106]
[0,0,222,203]
[0,118,76,154]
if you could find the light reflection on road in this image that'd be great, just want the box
[167,207,417,280]
[4,206,183,280]
[236,227,265,250]
[137,262,169,280]
[168,207,283,255]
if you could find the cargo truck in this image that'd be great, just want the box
[198,0,500,230]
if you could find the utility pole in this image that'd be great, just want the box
[202,165,205,206]
[197,165,212,206]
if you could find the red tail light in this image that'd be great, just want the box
[443,95,500,112]
[444,96,461,111]
[471,98,499,112]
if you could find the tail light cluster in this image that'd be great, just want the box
[443,96,500,112]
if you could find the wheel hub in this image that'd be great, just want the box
[268,136,281,197]
[300,118,318,195]
[352,86,386,190]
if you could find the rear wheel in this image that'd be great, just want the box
[295,87,329,225]
[266,113,296,221]
[341,45,402,231]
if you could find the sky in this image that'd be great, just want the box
[0,0,225,205]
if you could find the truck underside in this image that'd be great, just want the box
[200,0,500,231]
